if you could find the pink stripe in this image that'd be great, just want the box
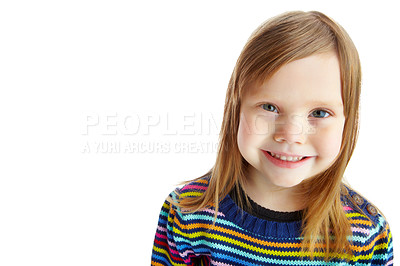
[181,249,195,257]
[181,185,207,191]
[203,208,225,217]
[343,206,353,211]
[179,246,209,261]
[386,259,393,265]
[167,239,177,248]
[155,232,167,240]
[351,227,370,235]
[157,225,167,233]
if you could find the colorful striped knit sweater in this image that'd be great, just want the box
[151,176,393,265]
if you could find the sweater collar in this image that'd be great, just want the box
[219,192,303,238]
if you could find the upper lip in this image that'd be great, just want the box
[263,150,308,158]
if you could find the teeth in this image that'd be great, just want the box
[270,152,303,162]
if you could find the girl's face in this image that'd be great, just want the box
[237,52,345,189]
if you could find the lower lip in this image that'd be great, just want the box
[262,150,313,169]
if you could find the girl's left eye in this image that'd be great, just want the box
[310,109,331,118]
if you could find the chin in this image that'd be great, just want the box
[273,180,303,188]
[268,175,305,188]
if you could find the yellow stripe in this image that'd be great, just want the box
[172,226,349,259]
[345,212,364,218]
[180,191,204,197]
[152,246,187,266]
[175,219,302,248]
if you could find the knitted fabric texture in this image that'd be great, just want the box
[151,177,393,265]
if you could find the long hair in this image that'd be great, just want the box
[175,11,361,259]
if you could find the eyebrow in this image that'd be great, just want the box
[252,96,343,108]
[307,100,343,107]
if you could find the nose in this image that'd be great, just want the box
[273,115,307,144]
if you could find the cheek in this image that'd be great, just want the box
[237,115,252,152]
[238,111,275,138]
[237,113,266,152]
[315,121,344,158]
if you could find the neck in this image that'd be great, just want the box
[243,167,306,212]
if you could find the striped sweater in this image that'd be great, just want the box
[151,177,393,265]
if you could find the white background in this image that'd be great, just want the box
[1,0,398,265]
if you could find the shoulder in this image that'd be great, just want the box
[175,174,211,199]
[341,185,393,257]
[165,175,219,228]
[163,175,211,212]
[341,185,382,224]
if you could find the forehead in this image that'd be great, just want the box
[244,52,343,107]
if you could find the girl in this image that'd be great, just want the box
[151,11,393,265]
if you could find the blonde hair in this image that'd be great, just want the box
[175,11,361,260]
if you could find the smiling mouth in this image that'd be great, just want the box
[266,151,308,162]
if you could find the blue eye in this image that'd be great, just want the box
[261,104,278,113]
[310,109,330,118]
